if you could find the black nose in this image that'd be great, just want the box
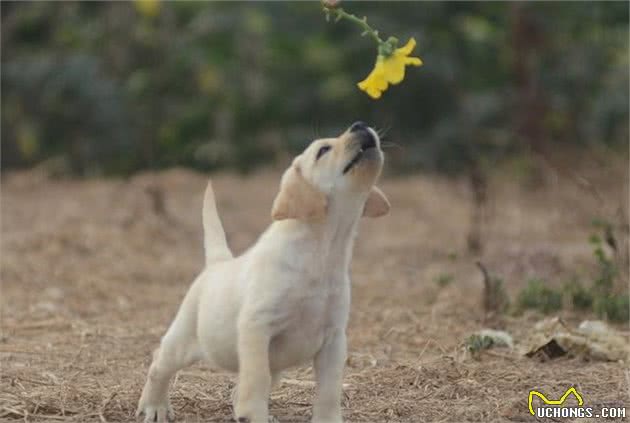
[360,132,376,150]
[349,122,376,149]
[349,121,368,132]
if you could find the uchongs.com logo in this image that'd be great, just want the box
[528,387,626,419]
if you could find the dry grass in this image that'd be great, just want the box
[1,159,628,422]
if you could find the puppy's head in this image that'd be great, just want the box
[272,121,389,221]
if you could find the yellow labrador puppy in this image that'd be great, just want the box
[137,122,389,423]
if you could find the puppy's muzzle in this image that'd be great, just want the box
[349,121,377,151]
[343,121,380,174]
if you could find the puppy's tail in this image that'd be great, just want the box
[202,180,233,265]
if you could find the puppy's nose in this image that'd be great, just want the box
[349,121,368,133]
[360,131,376,150]
[348,121,377,150]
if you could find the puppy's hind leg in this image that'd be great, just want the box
[137,286,202,423]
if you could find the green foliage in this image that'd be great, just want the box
[486,275,510,314]
[594,294,629,323]
[465,334,495,355]
[495,278,508,304]
[1,2,628,175]
[434,273,454,288]
[588,219,628,322]
[516,221,628,322]
[565,280,594,310]
[589,221,617,297]
[518,278,563,314]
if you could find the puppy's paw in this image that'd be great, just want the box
[234,415,278,423]
[136,401,174,423]
[234,402,268,423]
[312,415,342,423]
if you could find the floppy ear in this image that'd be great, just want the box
[271,165,327,221]
[362,186,390,218]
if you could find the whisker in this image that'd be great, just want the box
[312,119,320,138]
[376,123,392,140]
[380,141,403,150]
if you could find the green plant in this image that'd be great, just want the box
[487,276,510,313]
[465,334,495,354]
[589,232,617,296]
[511,220,627,320]
[588,219,628,322]
[476,262,510,314]
[434,273,454,288]
[594,294,629,323]
[518,278,563,314]
[564,280,594,310]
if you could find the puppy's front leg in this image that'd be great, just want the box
[312,329,346,423]
[235,323,272,423]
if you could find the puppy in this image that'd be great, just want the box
[137,122,389,423]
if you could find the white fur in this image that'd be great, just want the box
[137,125,388,423]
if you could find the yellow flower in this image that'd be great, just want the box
[358,38,423,99]
[135,0,160,19]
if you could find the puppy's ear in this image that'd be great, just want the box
[271,165,327,221]
[362,186,390,218]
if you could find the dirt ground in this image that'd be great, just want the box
[1,156,629,422]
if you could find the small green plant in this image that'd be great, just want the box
[589,232,616,296]
[476,262,510,315]
[564,280,594,310]
[434,273,454,287]
[518,278,563,314]
[588,219,628,322]
[594,294,629,323]
[512,219,627,321]
[486,276,510,313]
[465,334,495,355]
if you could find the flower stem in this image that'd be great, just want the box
[328,7,383,45]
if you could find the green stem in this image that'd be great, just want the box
[329,8,383,45]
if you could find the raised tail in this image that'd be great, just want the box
[202,180,233,265]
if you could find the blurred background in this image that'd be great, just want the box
[2,1,628,176]
[2,3,630,420]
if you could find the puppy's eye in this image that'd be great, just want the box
[316,145,331,161]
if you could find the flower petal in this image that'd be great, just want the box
[404,56,423,66]
[358,58,388,91]
[381,56,407,84]
[396,38,417,56]
[358,72,385,91]
[357,78,384,98]
[366,86,382,99]
[359,76,385,98]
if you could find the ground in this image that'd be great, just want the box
[1,158,628,422]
